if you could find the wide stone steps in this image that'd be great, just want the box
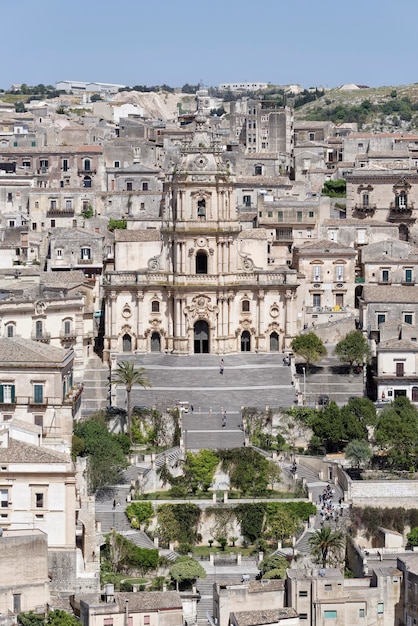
[81,356,109,417]
[184,428,245,451]
[112,354,295,414]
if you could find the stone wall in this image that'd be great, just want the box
[48,549,77,592]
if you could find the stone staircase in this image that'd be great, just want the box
[282,460,348,561]
[80,355,109,417]
[295,345,364,406]
[196,572,254,625]
[113,353,295,414]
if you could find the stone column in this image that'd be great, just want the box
[136,290,144,341]
[109,291,117,349]
[257,289,265,350]
[285,290,294,346]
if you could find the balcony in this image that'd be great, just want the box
[78,168,96,175]
[78,258,93,264]
[31,332,51,343]
[46,207,75,217]
[306,305,350,314]
[28,396,48,407]
[388,201,414,221]
[354,203,376,216]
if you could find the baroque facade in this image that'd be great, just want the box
[103,103,299,357]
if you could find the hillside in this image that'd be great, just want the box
[294,83,418,133]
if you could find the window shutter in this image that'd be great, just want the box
[11,385,15,403]
[0,385,3,403]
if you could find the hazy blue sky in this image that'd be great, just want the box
[2,0,417,90]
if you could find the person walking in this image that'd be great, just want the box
[219,359,224,375]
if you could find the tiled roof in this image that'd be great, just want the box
[230,608,298,626]
[247,579,284,593]
[0,437,71,464]
[115,230,161,242]
[362,285,418,303]
[113,591,182,611]
[378,338,418,352]
[294,239,355,253]
[0,337,70,365]
[240,230,267,240]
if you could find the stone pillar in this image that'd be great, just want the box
[285,290,294,344]
[223,492,228,503]
[258,289,265,350]
[109,291,117,348]
[136,290,144,342]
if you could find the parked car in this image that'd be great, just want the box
[317,394,329,406]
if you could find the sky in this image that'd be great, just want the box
[1,0,418,91]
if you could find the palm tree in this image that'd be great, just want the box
[309,526,344,568]
[111,361,151,442]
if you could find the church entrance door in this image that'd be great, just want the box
[194,320,209,353]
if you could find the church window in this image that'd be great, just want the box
[242,300,250,312]
[151,300,160,313]
[197,199,206,218]
[196,251,208,274]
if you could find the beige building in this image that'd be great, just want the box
[79,591,183,626]
[287,566,402,626]
[292,239,357,329]
[213,579,285,626]
[0,529,50,616]
[0,337,79,451]
[103,104,299,357]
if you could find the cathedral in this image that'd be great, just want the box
[103,97,299,358]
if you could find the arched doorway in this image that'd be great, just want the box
[122,333,132,352]
[412,386,418,402]
[151,332,161,352]
[270,332,279,351]
[194,320,209,353]
[196,251,208,274]
[241,330,251,352]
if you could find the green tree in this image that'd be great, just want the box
[266,509,297,542]
[321,179,346,197]
[108,218,127,231]
[219,448,270,495]
[125,501,154,528]
[169,557,206,589]
[258,554,289,578]
[156,503,201,545]
[345,397,377,427]
[18,610,79,626]
[111,361,151,442]
[310,401,365,452]
[73,416,128,492]
[374,397,418,469]
[345,439,372,469]
[407,527,418,547]
[291,333,326,371]
[334,331,370,368]
[18,613,45,626]
[309,526,344,568]
[46,612,80,626]
[15,101,26,113]
[105,530,158,575]
[183,449,219,492]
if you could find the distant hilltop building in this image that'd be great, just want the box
[218,82,303,94]
[218,82,269,92]
[55,80,126,94]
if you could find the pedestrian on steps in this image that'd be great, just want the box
[219,359,224,375]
